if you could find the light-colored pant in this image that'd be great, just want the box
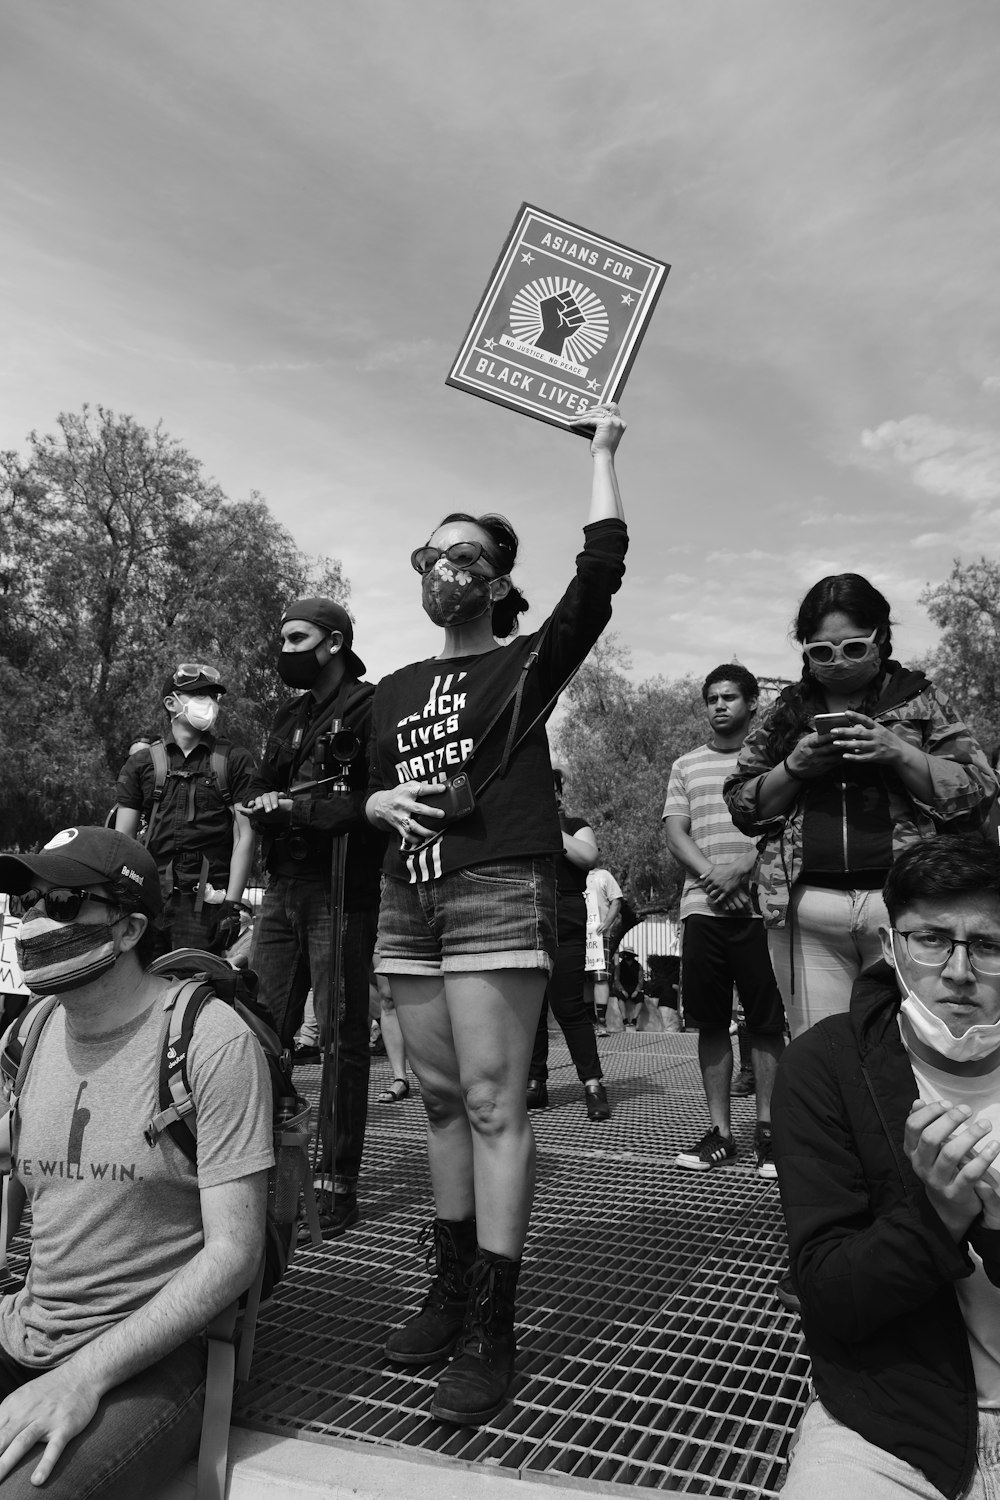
[767,884,889,1040]
[782,1397,1000,1499]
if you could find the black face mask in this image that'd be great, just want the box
[277,647,324,689]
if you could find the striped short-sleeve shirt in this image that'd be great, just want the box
[662,744,759,921]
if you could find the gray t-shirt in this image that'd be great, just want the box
[0,987,274,1369]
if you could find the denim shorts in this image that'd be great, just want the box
[375,856,557,976]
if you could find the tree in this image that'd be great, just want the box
[920,560,1000,752]
[1,405,349,848]
[551,636,706,910]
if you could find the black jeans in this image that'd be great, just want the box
[530,931,601,1085]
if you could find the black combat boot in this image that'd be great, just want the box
[429,1247,520,1425]
[385,1217,477,1366]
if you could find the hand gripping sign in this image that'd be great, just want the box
[447,203,669,433]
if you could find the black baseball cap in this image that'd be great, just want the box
[0,827,163,918]
[280,598,366,678]
[162,662,227,700]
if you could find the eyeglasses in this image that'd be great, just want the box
[11,888,123,922]
[802,629,879,666]
[173,663,222,687]
[410,542,500,576]
[895,928,1000,975]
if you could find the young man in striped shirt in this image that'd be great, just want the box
[662,665,786,1176]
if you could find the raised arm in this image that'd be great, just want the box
[577,403,625,523]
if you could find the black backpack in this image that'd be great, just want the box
[144,950,305,1299]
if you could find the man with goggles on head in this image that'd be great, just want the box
[114,663,256,955]
[0,826,272,1496]
[240,599,384,1239]
[773,836,1000,1500]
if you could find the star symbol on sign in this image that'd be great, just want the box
[622,292,634,306]
[521,251,534,264]
[484,338,495,351]
[587,379,598,391]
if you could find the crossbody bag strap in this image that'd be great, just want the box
[454,614,556,787]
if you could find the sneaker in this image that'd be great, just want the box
[730,1068,755,1096]
[595,1025,609,1038]
[755,1123,777,1180]
[675,1126,737,1171]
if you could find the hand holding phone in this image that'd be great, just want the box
[814,712,853,733]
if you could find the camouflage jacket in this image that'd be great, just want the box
[722,666,997,928]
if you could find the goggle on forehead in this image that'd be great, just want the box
[172,663,222,688]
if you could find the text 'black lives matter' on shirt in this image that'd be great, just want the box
[368,519,628,884]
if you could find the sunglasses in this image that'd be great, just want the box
[11,888,124,922]
[410,541,501,576]
[802,628,879,666]
[172,663,222,687]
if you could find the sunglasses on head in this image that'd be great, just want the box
[11,888,124,922]
[172,663,222,688]
[410,541,502,576]
[802,628,879,666]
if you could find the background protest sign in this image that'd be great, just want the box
[447,203,669,433]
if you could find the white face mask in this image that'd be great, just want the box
[892,934,1000,1064]
[173,695,219,732]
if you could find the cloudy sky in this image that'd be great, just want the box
[3,1,999,687]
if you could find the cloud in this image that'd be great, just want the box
[859,414,1000,503]
[984,376,1000,394]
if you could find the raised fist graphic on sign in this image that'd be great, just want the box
[534,290,586,356]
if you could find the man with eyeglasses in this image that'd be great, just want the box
[0,826,272,1496]
[240,599,384,1238]
[114,663,256,955]
[773,835,1000,1499]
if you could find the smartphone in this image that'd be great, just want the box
[814,712,853,734]
[425,772,476,827]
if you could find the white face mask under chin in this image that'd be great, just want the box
[893,935,1000,1063]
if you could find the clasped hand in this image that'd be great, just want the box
[0,1363,100,1486]
[904,1098,1000,1240]
[699,860,747,912]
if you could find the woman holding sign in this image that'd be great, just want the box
[724,572,996,1041]
[365,404,627,1426]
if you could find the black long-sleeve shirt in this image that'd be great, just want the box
[368,519,628,884]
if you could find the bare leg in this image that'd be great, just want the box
[390,975,475,1221]
[698,1028,734,1137]
[446,969,546,1256]
[749,1031,784,1124]
[376,977,409,1082]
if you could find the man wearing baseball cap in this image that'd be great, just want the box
[0,826,272,1494]
[114,662,256,954]
[242,599,384,1236]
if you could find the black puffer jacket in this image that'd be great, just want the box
[772,963,1000,1499]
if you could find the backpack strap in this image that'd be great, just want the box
[143,980,216,1162]
[1,997,59,1268]
[140,740,171,851]
[210,742,233,810]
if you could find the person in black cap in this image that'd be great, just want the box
[114,662,257,954]
[241,598,384,1237]
[0,826,271,1497]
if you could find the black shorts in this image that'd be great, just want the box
[680,915,785,1034]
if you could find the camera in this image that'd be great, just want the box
[316,722,362,776]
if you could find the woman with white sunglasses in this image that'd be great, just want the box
[724,573,996,1038]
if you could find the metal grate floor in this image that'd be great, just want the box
[236,1028,811,1497]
